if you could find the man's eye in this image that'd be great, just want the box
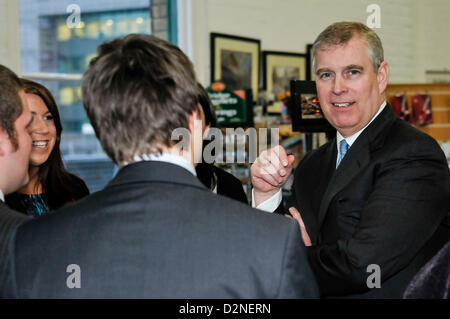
[319,73,331,79]
[348,69,360,75]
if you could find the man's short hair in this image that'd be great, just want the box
[312,21,384,73]
[0,65,23,150]
[82,34,199,164]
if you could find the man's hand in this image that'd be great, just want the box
[289,207,312,246]
[251,145,295,206]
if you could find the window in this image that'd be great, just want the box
[19,0,174,192]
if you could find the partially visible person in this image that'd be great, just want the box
[1,35,318,298]
[0,64,33,288]
[195,83,248,204]
[403,239,450,299]
[5,79,89,218]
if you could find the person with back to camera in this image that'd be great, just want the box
[5,79,89,217]
[1,34,319,298]
[250,21,450,298]
[195,83,248,204]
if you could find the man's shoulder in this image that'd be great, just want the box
[0,203,29,248]
[199,187,295,230]
[17,182,296,239]
[381,117,444,155]
[0,202,29,227]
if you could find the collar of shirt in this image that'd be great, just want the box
[336,101,386,167]
[0,189,4,202]
[124,153,197,176]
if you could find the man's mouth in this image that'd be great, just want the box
[32,140,49,148]
[332,102,355,108]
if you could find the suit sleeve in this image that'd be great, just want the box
[307,139,450,296]
[276,220,319,298]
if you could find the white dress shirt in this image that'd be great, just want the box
[253,101,387,212]
[125,153,197,176]
[0,189,4,202]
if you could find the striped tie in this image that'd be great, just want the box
[337,139,350,167]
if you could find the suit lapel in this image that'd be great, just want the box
[317,135,371,227]
[316,105,398,228]
[307,140,337,244]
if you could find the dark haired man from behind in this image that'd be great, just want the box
[0,64,33,289]
[1,34,318,298]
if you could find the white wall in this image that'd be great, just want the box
[2,0,449,84]
[416,0,450,82]
[190,0,450,85]
[0,0,21,73]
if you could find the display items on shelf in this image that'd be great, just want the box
[389,94,410,122]
[385,83,450,142]
[411,93,433,126]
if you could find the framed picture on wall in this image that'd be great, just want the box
[290,80,334,132]
[262,50,307,99]
[306,44,315,81]
[210,33,261,100]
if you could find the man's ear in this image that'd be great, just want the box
[377,61,389,94]
[188,109,200,133]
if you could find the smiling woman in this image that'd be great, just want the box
[5,79,89,218]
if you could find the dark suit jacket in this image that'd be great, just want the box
[0,201,29,291]
[279,105,450,298]
[196,163,248,204]
[215,166,249,204]
[2,161,318,298]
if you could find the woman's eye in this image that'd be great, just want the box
[44,115,54,121]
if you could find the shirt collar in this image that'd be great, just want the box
[0,189,4,202]
[336,100,386,165]
[124,153,197,176]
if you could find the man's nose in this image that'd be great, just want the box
[332,75,347,95]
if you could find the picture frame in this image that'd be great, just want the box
[262,50,307,99]
[290,80,334,133]
[210,33,261,100]
[306,44,315,81]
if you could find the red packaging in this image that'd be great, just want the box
[411,94,432,126]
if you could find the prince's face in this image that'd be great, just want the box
[315,36,389,137]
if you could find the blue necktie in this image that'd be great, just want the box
[337,139,350,167]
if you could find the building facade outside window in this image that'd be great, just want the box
[19,0,173,191]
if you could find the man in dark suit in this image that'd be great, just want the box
[251,22,450,298]
[1,35,318,298]
[0,65,33,288]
